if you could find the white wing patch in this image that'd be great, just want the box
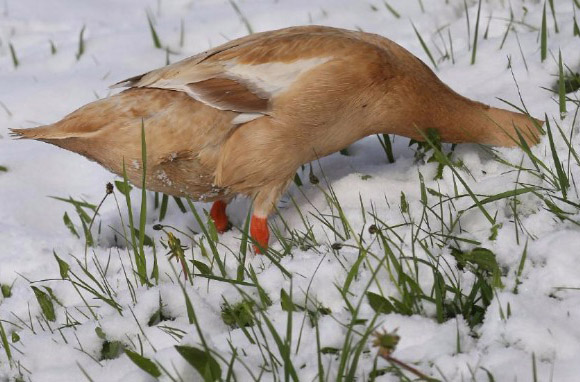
[231,113,263,124]
[224,57,331,96]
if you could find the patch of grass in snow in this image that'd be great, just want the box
[1,284,12,298]
[221,299,255,328]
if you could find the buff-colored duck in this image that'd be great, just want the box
[11,25,542,253]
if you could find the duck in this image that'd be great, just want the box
[11,25,542,253]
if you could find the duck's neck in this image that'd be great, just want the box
[372,91,541,147]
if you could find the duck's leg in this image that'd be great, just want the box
[250,180,292,254]
[250,215,269,254]
[210,200,231,233]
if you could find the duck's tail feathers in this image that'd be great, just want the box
[9,125,77,141]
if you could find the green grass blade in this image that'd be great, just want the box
[471,0,483,65]
[228,0,253,34]
[137,120,149,284]
[9,43,19,68]
[159,193,169,221]
[76,25,86,61]
[545,116,569,198]
[411,22,438,70]
[146,10,162,49]
[175,346,221,382]
[418,128,495,225]
[558,50,567,118]
[376,134,395,163]
[541,2,548,62]
[237,207,252,282]
[383,1,400,18]
[548,0,559,33]
[0,319,12,364]
[125,349,161,378]
[185,199,227,277]
[49,40,57,55]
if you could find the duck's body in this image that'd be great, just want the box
[12,25,542,252]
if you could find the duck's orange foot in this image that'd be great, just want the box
[210,200,231,233]
[250,215,269,254]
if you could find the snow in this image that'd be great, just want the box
[1,0,580,381]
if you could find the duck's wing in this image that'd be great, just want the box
[110,26,344,119]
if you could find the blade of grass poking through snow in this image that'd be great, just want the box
[376,134,395,163]
[513,241,528,293]
[236,207,252,282]
[159,193,169,221]
[120,161,142,284]
[411,22,438,69]
[9,43,18,68]
[185,199,227,277]
[417,0,424,13]
[0,319,12,365]
[558,50,567,118]
[0,101,12,117]
[138,120,149,285]
[146,10,162,49]
[417,128,495,225]
[463,0,471,50]
[179,18,185,47]
[173,264,222,381]
[499,10,513,50]
[228,0,253,34]
[448,27,455,64]
[383,1,400,18]
[124,349,161,378]
[541,2,547,62]
[545,116,569,198]
[76,25,86,60]
[574,6,580,37]
[548,0,559,33]
[471,0,483,65]
[175,346,222,382]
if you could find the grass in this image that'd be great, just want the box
[383,1,400,19]
[146,10,163,49]
[2,1,580,381]
[76,25,86,61]
[541,2,548,62]
[558,50,567,118]
[228,0,253,35]
[9,43,18,68]
[470,0,483,65]
[411,22,438,70]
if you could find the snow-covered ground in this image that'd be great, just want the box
[1,0,580,381]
